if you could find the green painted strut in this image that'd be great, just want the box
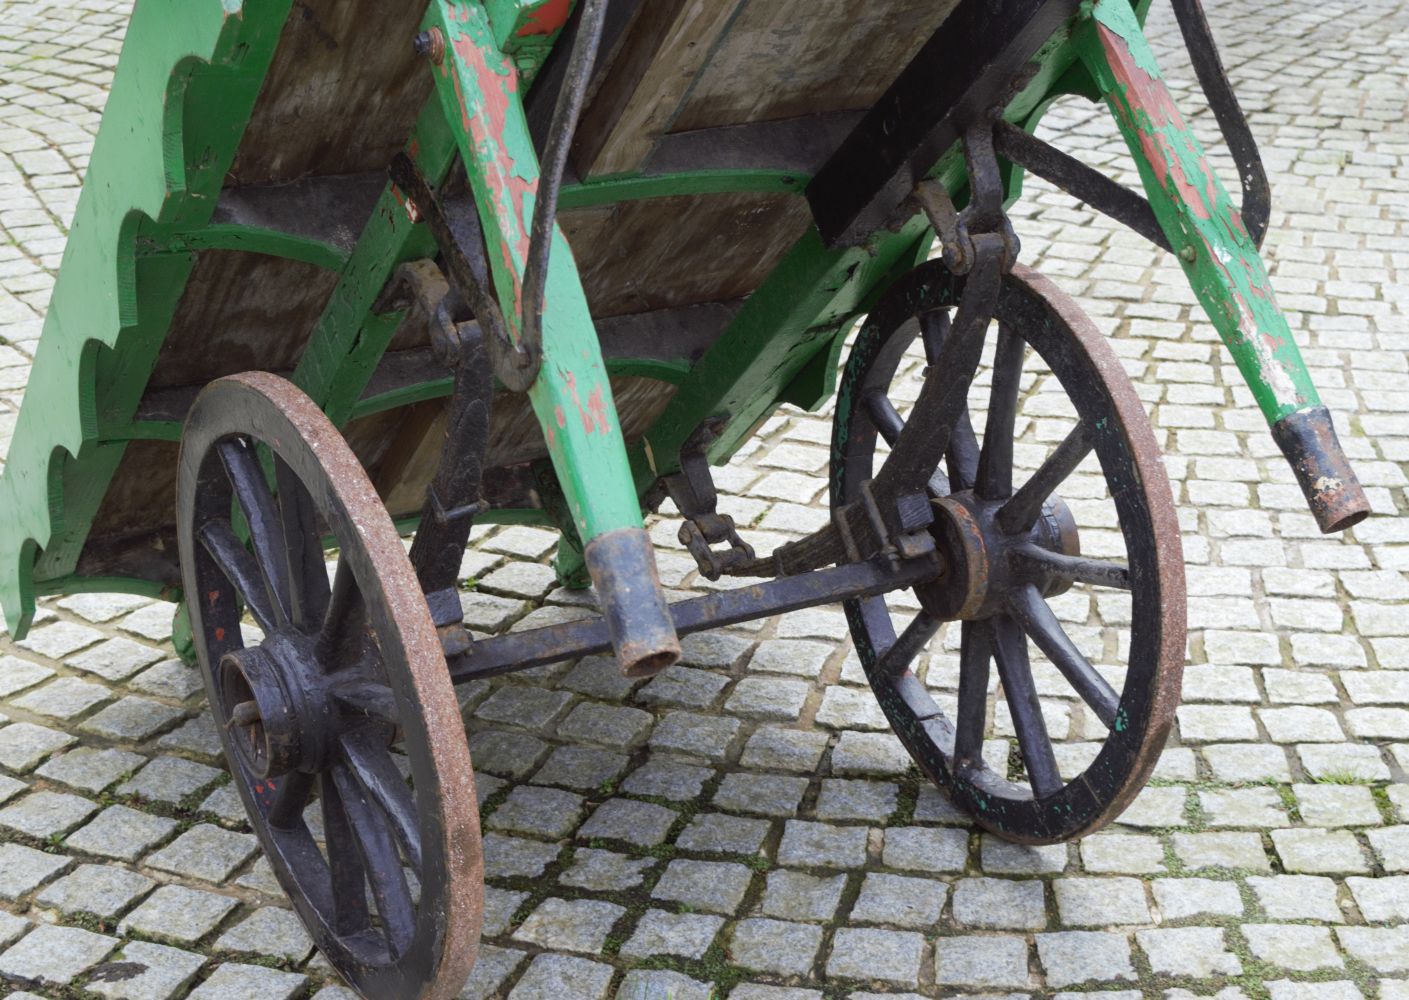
[1079,0,1318,426]
[422,0,642,544]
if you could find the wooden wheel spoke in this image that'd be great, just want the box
[948,411,980,492]
[316,557,367,671]
[864,390,905,446]
[878,612,939,679]
[267,770,316,831]
[996,422,1093,535]
[919,307,950,367]
[1011,544,1130,591]
[991,616,1063,798]
[1008,584,1120,728]
[921,306,981,491]
[275,456,331,631]
[977,323,1025,500]
[320,772,372,936]
[329,762,418,957]
[954,620,992,769]
[218,438,293,625]
[340,730,422,872]
[329,678,400,725]
[198,520,279,634]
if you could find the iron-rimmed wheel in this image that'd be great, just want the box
[833,262,1185,843]
[177,372,482,999]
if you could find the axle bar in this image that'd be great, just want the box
[445,549,943,684]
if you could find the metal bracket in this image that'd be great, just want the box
[375,258,477,367]
[388,153,539,389]
[664,420,756,581]
[914,123,1021,275]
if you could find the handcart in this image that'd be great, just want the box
[0,0,1370,995]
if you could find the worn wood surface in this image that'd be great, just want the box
[146,251,339,389]
[83,0,963,584]
[229,0,434,185]
[560,192,812,317]
[672,0,963,131]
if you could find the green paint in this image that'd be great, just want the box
[292,100,459,424]
[139,225,350,272]
[484,0,574,80]
[0,0,293,636]
[634,219,934,490]
[1082,0,1320,425]
[427,0,643,543]
[559,170,808,209]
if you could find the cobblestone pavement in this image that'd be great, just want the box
[2,0,1408,997]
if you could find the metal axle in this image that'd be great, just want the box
[443,545,944,684]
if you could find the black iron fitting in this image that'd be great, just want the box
[666,418,756,580]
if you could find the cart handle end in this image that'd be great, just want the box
[1272,406,1370,535]
[586,528,681,678]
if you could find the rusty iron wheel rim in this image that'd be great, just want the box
[177,372,482,999]
[833,261,1185,844]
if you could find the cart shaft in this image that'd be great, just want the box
[1079,0,1367,532]
[422,0,678,672]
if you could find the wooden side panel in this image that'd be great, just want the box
[76,440,182,587]
[573,0,743,177]
[229,0,434,185]
[561,192,812,317]
[146,251,339,389]
[673,0,962,131]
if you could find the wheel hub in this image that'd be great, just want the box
[219,632,331,780]
[919,490,1080,620]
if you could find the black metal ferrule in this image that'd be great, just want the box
[1271,406,1370,534]
[584,527,681,678]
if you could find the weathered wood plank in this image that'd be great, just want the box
[573,0,742,177]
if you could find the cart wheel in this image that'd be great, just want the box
[177,372,482,999]
[833,262,1184,843]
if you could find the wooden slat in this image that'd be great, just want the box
[229,0,434,185]
[671,0,962,132]
[572,0,742,177]
[146,251,339,390]
[560,192,812,316]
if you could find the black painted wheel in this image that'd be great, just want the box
[177,372,483,1000]
[833,262,1185,843]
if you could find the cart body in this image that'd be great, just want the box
[0,0,1362,638]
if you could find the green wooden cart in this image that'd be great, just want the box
[0,0,1369,995]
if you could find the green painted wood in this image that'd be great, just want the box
[425,0,644,543]
[291,102,459,426]
[0,0,293,636]
[3,0,1344,630]
[485,0,574,79]
[139,225,350,272]
[1080,0,1320,425]
[558,170,809,209]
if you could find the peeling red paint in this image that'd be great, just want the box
[451,30,534,326]
[1097,24,1210,221]
[586,385,610,436]
[215,627,225,642]
[562,371,611,435]
[555,405,566,428]
[518,0,571,36]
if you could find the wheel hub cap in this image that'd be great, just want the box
[920,490,1080,620]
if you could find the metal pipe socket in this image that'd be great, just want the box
[585,528,681,677]
[1272,405,1370,534]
